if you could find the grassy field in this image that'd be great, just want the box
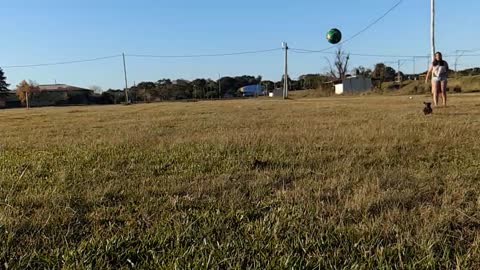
[1,94,480,269]
[382,75,480,96]
[289,75,480,99]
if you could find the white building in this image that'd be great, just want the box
[334,76,372,95]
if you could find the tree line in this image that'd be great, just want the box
[0,65,414,106]
[113,75,335,102]
[3,48,478,105]
[0,63,406,96]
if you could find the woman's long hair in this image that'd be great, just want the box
[433,52,445,66]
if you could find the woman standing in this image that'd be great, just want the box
[425,52,449,107]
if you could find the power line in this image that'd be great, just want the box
[291,48,480,59]
[1,47,478,71]
[293,0,403,54]
[290,48,430,58]
[126,48,282,58]
[340,0,403,46]
[1,48,282,69]
[2,55,122,69]
[455,53,480,57]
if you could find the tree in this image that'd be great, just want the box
[0,68,9,91]
[261,80,275,92]
[255,75,263,84]
[373,63,386,79]
[205,80,220,98]
[205,91,217,99]
[353,66,372,77]
[218,77,237,96]
[385,67,396,81]
[326,48,350,80]
[16,80,39,108]
[192,79,207,99]
[157,79,172,86]
[89,85,103,94]
[298,74,330,89]
[138,81,156,90]
[134,81,156,102]
[290,79,302,91]
[373,63,396,82]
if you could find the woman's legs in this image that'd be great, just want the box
[431,80,439,106]
[440,80,447,106]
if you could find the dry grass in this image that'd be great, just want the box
[379,76,480,95]
[1,94,480,269]
[449,75,480,92]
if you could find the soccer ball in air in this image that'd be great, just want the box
[326,28,342,44]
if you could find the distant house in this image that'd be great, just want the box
[334,76,372,95]
[239,84,264,97]
[30,84,93,107]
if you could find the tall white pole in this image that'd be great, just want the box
[122,53,130,104]
[454,50,459,74]
[430,0,435,61]
[282,42,289,99]
[413,57,416,78]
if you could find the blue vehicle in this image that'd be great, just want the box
[239,84,264,97]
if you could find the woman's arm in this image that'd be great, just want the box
[425,64,432,83]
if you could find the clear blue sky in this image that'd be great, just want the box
[1,0,479,90]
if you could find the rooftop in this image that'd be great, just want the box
[37,84,91,92]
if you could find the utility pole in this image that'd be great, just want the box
[397,59,416,83]
[282,42,289,99]
[455,50,459,75]
[122,53,130,104]
[454,50,470,78]
[455,50,459,79]
[218,74,222,99]
[412,57,416,79]
[431,0,435,61]
[397,60,401,83]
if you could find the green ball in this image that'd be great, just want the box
[326,28,342,44]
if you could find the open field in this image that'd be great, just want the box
[1,94,480,269]
[385,76,480,96]
[289,76,480,99]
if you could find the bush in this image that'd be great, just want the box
[387,83,396,90]
[205,91,218,99]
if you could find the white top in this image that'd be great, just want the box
[433,62,448,79]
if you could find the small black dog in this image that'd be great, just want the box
[423,102,433,115]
